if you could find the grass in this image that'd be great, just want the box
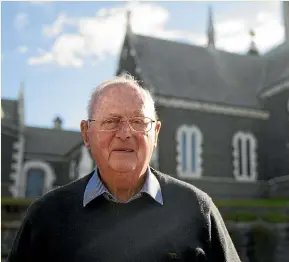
[1,197,33,206]
[1,197,289,207]
[1,197,289,223]
[216,198,289,207]
[224,212,289,223]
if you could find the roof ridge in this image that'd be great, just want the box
[133,33,261,59]
[1,97,18,102]
[27,125,80,133]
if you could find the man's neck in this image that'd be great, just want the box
[98,168,147,202]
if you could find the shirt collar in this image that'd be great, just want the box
[83,167,163,207]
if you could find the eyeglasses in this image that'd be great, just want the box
[88,116,157,132]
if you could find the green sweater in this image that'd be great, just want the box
[8,169,241,262]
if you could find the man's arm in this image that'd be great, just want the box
[208,199,241,262]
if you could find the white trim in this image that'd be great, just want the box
[19,160,56,197]
[18,87,25,131]
[268,175,289,184]
[232,132,258,182]
[183,176,268,184]
[155,96,269,120]
[1,107,5,119]
[9,135,25,197]
[78,145,93,179]
[69,160,77,180]
[261,80,289,98]
[176,125,203,179]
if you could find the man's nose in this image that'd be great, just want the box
[115,120,132,140]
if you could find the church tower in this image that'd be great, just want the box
[207,6,215,48]
[283,1,289,43]
[248,30,259,56]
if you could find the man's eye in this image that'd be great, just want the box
[104,118,118,123]
[132,120,143,124]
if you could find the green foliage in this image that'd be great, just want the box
[224,211,289,223]
[216,198,289,207]
[1,197,33,206]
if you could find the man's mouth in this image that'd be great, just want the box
[113,148,134,152]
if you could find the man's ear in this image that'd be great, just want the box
[80,120,90,148]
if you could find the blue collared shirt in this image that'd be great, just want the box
[83,168,163,207]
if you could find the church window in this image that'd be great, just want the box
[176,125,203,178]
[232,132,257,181]
[25,168,45,197]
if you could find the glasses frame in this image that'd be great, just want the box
[87,116,158,132]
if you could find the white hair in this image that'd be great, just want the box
[87,73,158,119]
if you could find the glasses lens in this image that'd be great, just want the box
[101,118,120,130]
[129,117,151,132]
[99,117,153,132]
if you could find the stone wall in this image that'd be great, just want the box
[268,175,289,198]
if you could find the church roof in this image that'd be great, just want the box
[262,42,289,90]
[1,98,83,156]
[25,126,82,156]
[1,98,19,129]
[131,33,266,109]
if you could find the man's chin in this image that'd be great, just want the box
[108,162,137,173]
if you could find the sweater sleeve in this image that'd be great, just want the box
[207,199,241,262]
[7,204,44,262]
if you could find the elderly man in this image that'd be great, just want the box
[8,74,241,262]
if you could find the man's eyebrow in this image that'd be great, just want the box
[104,111,145,117]
[107,113,121,117]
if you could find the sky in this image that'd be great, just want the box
[1,0,286,131]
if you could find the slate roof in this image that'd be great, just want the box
[131,34,266,109]
[1,99,19,129]
[25,127,82,156]
[262,42,289,90]
[124,33,289,109]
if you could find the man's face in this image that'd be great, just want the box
[81,84,161,179]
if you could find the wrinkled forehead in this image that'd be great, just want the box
[93,83,153,117]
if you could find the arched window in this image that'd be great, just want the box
[232,132,258,181]
[19,160,56,198]
[176,125,203,178]
[25,168,45,197]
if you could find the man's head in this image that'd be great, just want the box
[80,74,161,187]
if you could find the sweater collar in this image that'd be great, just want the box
[83,167,163,207]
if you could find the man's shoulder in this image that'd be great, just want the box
[151,168,212,207]
[152,168,209,195]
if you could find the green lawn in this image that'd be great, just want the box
[1,197,33,206]
[1,197,289,223]
[1,197,289,207]
[216,198,289,207]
